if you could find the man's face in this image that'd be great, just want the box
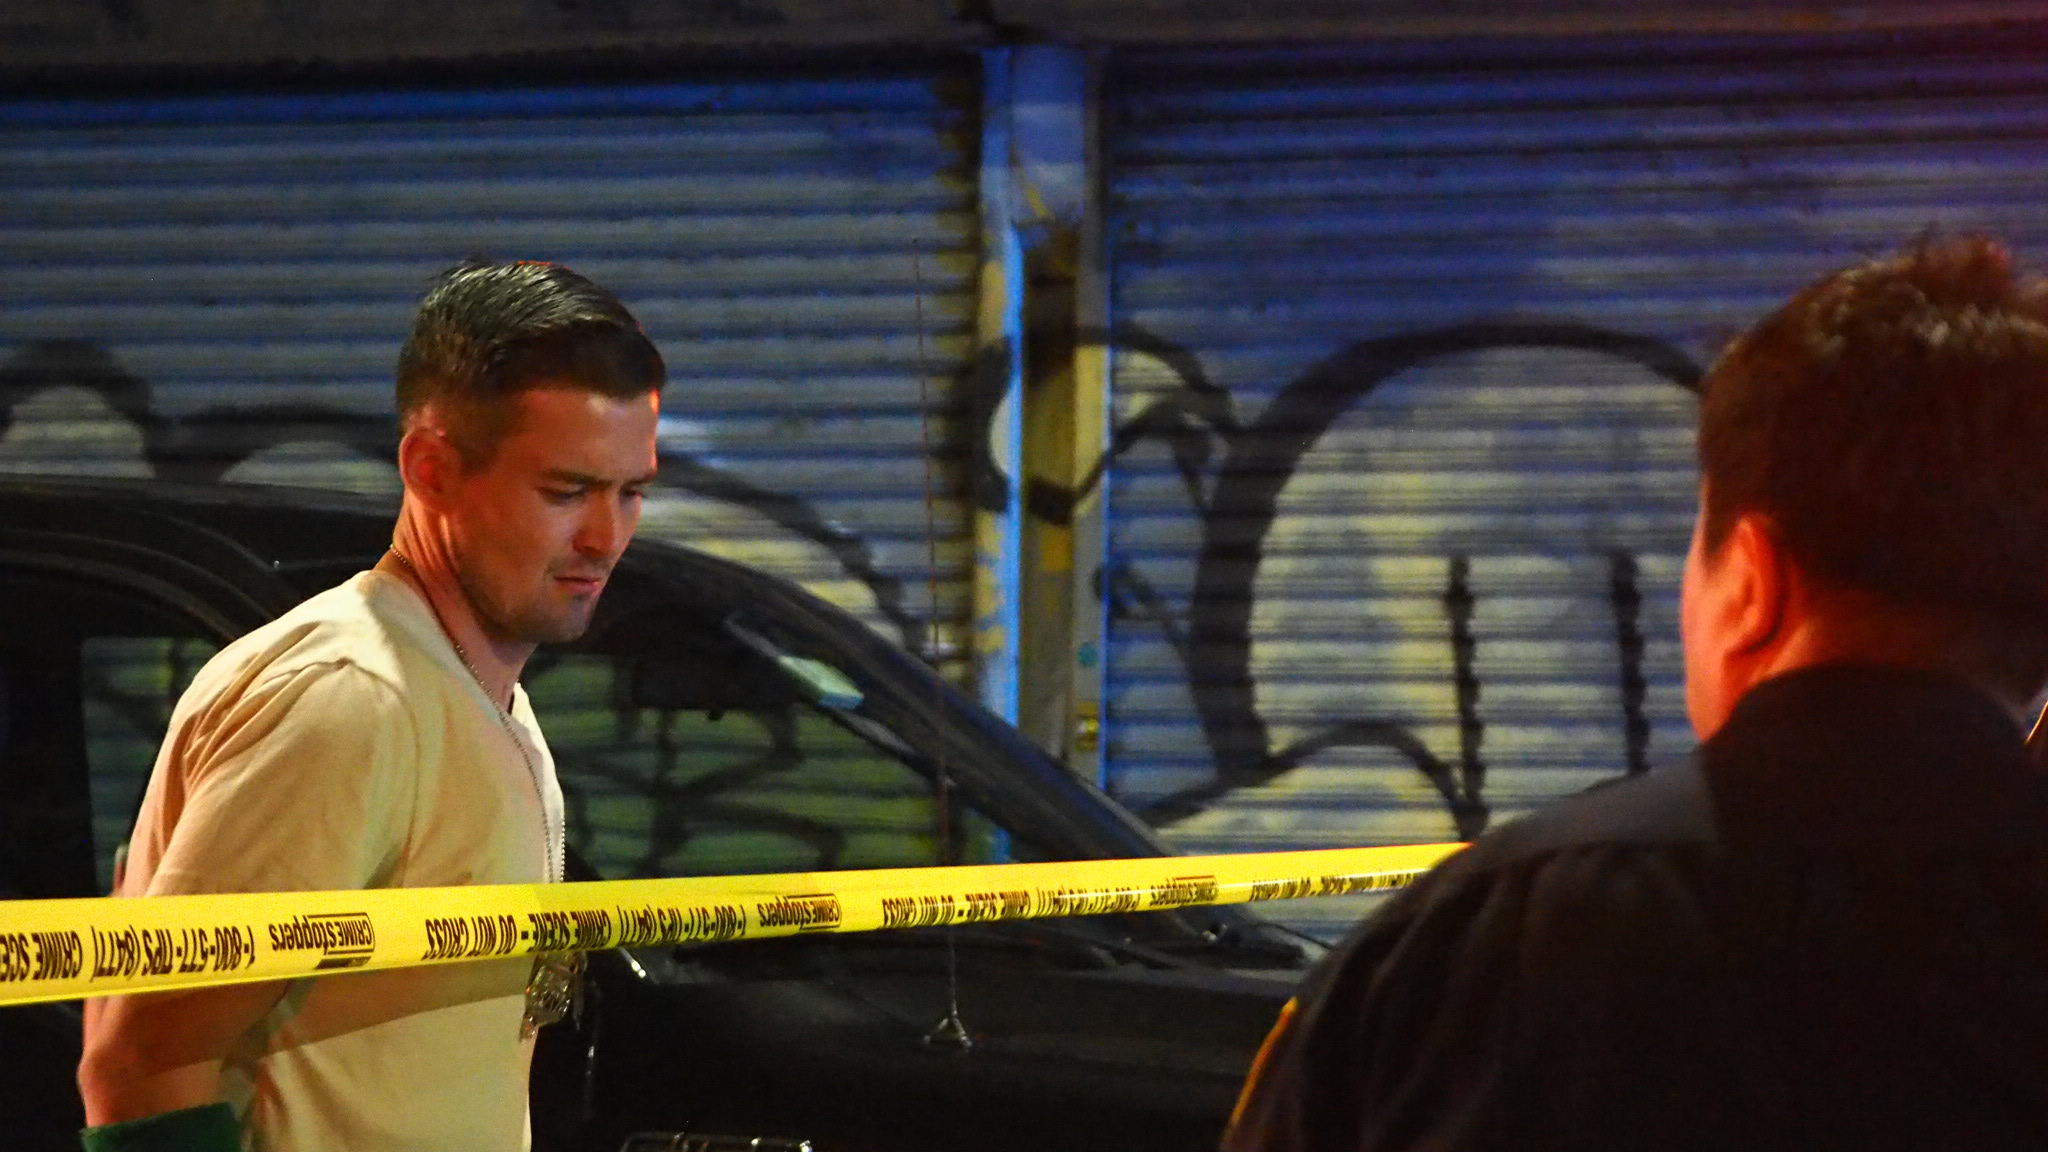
[442,385,660,645]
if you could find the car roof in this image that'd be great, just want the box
[0,473,855,631]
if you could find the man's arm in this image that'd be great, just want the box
[1227,830,1744,1152]
[79,981,289,1125]
[78,660,420,1131]
[1221,876,1489,1152]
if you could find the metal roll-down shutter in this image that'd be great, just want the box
[0,70,982,659]
[1102,29,2048,939]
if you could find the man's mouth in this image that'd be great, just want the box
[555,573,607,595]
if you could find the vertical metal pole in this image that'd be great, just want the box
[1007,45,1110,783]
[1066,48,1112,786]
[972,47,1026,726]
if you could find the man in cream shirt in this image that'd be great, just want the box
[79,260,663,1152]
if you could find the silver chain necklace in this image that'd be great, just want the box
[385,548,580,1036]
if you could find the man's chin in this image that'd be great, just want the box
[509,606,599,646]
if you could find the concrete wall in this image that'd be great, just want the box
[0,0,972,75]
[996,0,2048,42]
[6,0,2046,78]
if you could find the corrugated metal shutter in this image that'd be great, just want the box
[0,72,981,665]
[1102,30,2048,939]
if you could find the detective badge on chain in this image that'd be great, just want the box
[522,951,585,1038]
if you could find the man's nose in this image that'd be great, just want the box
[574,494,631,558]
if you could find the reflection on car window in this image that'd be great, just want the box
[80,638,216,893]
[526,652,1003,880]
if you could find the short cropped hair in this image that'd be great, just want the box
[395,261,664,467]
[1699,235,2048,687]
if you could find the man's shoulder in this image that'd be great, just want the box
[1470,756,1716,869]
[1315,759,1722,1005]
[1383,758,1717,920]
[187,573,441,713]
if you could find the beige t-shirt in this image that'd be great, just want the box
[119,570,565,1152]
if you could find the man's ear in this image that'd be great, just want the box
[396,425,462,510]
[1720,513,1792,657]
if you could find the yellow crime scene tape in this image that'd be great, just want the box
[0,843,1461,1008]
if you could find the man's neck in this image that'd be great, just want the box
[1756,612,2031,725]
[377,539,531,711]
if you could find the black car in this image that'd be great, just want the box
[0,476,1311,1152]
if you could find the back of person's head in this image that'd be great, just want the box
[1699,234,2048,694]
[396,260,665,467]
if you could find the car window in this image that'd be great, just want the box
[527,649,1007,881]
[3,560,1020,892]
[79,637,218,892]
[0,570,221,899]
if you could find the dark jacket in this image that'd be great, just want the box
[1224,665,2048,1152]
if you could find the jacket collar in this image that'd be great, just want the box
[1703,664,2045,845]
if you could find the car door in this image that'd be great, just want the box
[0,498,293,1151]
[523,568,1298,1152]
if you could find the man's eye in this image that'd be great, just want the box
[542,489,581,504]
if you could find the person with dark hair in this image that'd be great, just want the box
[1223,236,2048,1152]
[78,261,663,1152]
